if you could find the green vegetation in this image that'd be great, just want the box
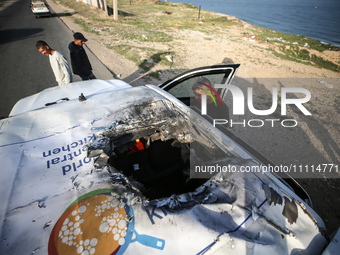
[74,18,97,33]
[55,0,339,75]
[55,0,239,75]
[109,44,174,72]
[148,70,162,80]
[252,27,340,72]
[254,27,339,52]
[269,44,339,72]
[109,44,142,64]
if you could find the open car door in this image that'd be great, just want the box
[159,64,240,106]
[159,64,312,206]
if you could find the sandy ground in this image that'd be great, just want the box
[48,0,340,235]
[50,1,340,83]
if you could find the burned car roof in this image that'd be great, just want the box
[0,79,329,254]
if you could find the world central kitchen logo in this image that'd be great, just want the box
[197,83,312,128]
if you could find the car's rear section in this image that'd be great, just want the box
[30,0,50,18]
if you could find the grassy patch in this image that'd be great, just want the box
[73,18,98,33]
[251,27,340,71]
[311,54,340,72]
[117,25,172,42]
[109,44,142,64]
[271,44,339,72]
[155,1,196,9]
[56,0,340,72]
[109,44,173,72]
[254,27,340,52]
[148,70,162,80]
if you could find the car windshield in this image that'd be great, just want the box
[33,3,46,7]
[166,73,226,99]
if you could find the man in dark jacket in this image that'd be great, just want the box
[68,32,96,80]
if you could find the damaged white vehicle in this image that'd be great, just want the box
[0,65,334,254]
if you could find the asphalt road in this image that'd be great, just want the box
[0,0,113,118]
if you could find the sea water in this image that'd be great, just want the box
[164,0,340,46]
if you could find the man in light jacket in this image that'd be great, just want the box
[36,40,73,86]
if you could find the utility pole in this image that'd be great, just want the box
[198,5,201,20]
[103,0,108,15]
[113,0,118,21]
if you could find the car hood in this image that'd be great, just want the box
[9,79,131,116]
[0,80,328,254]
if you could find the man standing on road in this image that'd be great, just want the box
[36,41,73,86]
[68,32,96,80]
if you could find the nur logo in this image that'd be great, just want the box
[193,78,223,115]
[193,78,312,128]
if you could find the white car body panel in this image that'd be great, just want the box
[321,228,340,255]
[0,79,329,254]
[10,79,131,116]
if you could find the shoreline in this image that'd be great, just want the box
[163,0,340,48]
[47,0,339,84]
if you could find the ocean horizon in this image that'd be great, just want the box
[163,0,340,47]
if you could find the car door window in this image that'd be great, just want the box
[166,73,226,99]
[159,64,240,104]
